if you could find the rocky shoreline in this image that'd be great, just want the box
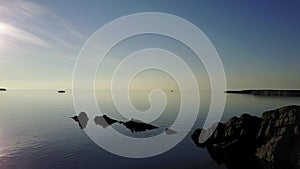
[192,105,300,169]
[225,90,300,97]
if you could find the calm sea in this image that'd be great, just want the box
[1,90,300,169]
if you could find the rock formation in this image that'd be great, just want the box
[192,105,300,169]
[71,112,89,129]
[69,114,159,133]
[120,118,158,133]
[94,115,119,128]
[165,128,178,135]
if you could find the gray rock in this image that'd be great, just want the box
[192,105,300,169]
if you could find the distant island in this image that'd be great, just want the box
[57,90,66,93]
[0,88,7,91]
[225,89,300,97]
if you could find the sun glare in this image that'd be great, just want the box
[0,22,8,34]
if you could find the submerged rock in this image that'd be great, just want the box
[71,112,89,129]
[92,115,159,133]
[165,128,178,135]
[122,118,158,133]
[94,115,119,128]
[192,105,300,169]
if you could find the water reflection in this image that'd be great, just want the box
[205,146,273,169]
[3,90,300,169]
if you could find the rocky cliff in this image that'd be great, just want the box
[192,105,300,169]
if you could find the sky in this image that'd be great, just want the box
[0,0,299,90]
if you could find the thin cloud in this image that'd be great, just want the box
[0,0,86,59]
[0,22,53,48]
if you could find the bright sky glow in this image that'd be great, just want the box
[0,0,299,89]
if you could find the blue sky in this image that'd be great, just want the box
[0,0,299,89]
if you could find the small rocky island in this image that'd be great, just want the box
[192,105,300,169]
[225,89,300,97]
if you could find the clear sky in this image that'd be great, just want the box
[0,0,299,89]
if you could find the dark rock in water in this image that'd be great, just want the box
[72,112,159,133]
[0,88,7,91]
[94,115,118,128]
[192,105,300,169]
[58,90,66,93]
[93,115,158,133]
[165,128,178,135]
[122,118,158,133]
[71,112,89,129]
[170,90,174,93]
[225,89,300,97]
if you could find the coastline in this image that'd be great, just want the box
[225,89,300,97]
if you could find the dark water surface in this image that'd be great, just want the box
[1,90,300,169]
